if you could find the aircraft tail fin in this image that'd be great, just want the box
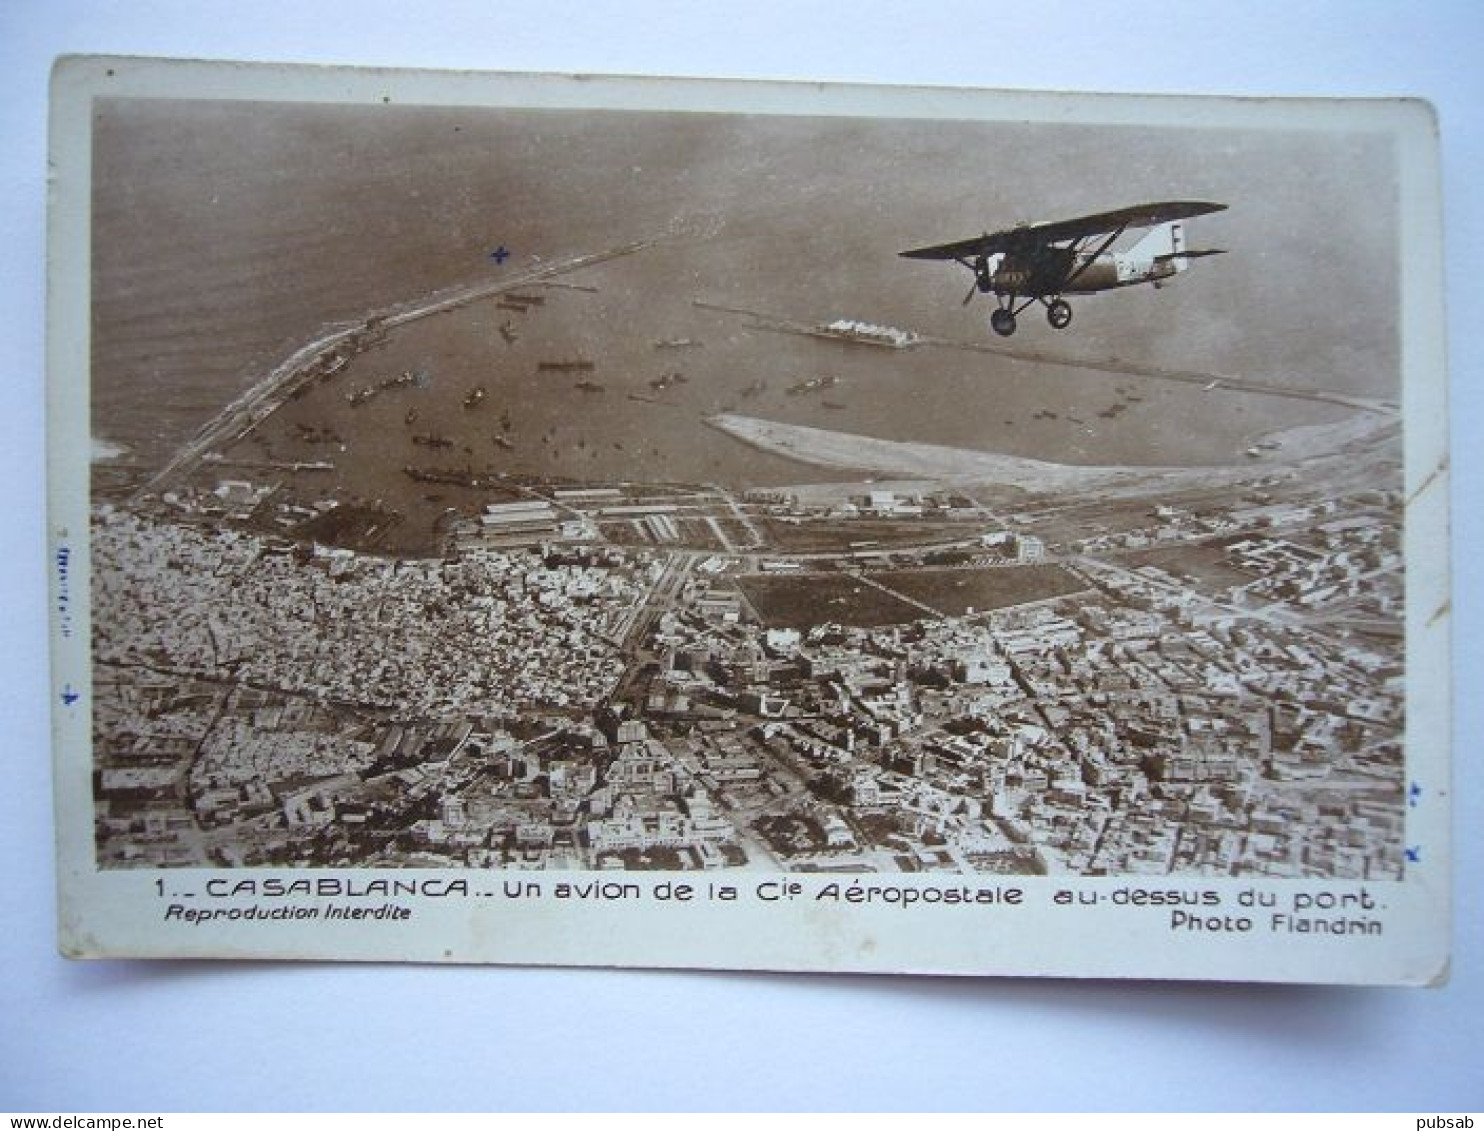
[1128,220,1186,270]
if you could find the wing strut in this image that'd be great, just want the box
[1059,225,1127,292]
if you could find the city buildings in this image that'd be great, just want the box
[91,460,1405,878]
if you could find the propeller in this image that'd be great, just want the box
[963,255,990,305]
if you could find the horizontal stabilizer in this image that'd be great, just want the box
[1155,247,1226,262]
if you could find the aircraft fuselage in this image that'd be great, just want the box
[991,247,1179,297]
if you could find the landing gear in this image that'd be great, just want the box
[990,308,1017,337]
[1047,299,1073,330]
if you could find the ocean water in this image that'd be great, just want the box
[91,98,1400,491]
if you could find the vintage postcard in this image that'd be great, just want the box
[48,56,1450,982]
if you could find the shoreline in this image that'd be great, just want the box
[705,410,1397,495]
[706,412,1183,492]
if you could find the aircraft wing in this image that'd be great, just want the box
[899,200,1227,260]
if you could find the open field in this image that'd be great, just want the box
[738,573,924,630]
[1122,542,1257,590]
[738,562,1087,627]
[865,564,1088,616]
[757,516,972,554]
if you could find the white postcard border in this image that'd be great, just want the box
[47,56,1451,983]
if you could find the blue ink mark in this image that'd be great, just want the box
[61,685,80,707]
[490,245,510,264]
[1405,846,1421,863]
[1408,782,1422,807]
[55,542,74,639]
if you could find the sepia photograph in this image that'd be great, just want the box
[9,0,1482,1111]
[48,57,1448,981]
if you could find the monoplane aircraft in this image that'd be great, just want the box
[900,201,1226,337]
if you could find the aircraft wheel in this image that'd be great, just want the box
[990,309,1017,337]
[1047,299,1073,330]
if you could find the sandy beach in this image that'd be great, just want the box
[705,410,1397,495]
